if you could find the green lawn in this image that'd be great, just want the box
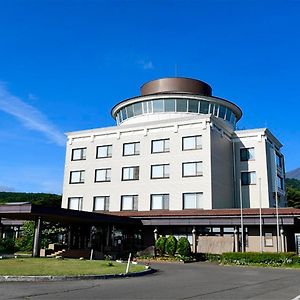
[0,258,145,276]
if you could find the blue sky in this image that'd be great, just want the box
[0,0,299,194]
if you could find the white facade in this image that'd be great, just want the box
[62,78,286,212]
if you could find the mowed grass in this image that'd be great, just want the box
[0,258,145,276]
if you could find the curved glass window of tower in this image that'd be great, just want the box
[219,105,226,119]
[176,99,188,112]
[153,100,164,112]
[200,101,209,114]
[188,99,199,113]
[165,99,175,112]
[133,102,142,115]
[183,193,203,209]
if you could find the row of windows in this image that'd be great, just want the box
[71,136,202,161]
[68,192,203,211]
[69,162,203,183]
[115,99,237,125]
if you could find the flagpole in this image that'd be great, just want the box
[259,177,263,253]
[239,178,244,252]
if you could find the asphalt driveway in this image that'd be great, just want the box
[0,262,300,299]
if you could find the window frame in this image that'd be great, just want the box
[96,145,112,159]
[71,147,87,161]
[68,197,83,210]
[150,194,169,210]
[241,171,257,185]
[95,168,111,182]
[123,142,140,156]
[182,161,203,177]
[93,196,109,211]
[120,195,138,211]
[183,192,203,209]
[151,139,170,154]
[240,147,255,161]
[151,164,170,179]
[182,135,202,151]
[122,166,140,181]
[69,170,85,184]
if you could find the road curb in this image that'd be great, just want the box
[0,268,156,282]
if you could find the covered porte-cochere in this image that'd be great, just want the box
[0,203,142,258]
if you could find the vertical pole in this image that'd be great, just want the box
[192,227,197,253]
[234,227,239,252]
[33,217,42,257]
[153,228,158,241]
[274,149,280,252]
[280,227,285,252]
[239,178,244,252]
[125,252,132,274]
[259,177,263,253]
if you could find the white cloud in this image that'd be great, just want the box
[0,82,65,146]
[137,60,154,70]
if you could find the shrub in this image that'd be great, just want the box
[165,235,177,256]
[177,237,191,257]
[0,238,16,253]
[155,236,167,256]
[221,252,297,267]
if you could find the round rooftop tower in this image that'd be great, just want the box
[111,77,242,128]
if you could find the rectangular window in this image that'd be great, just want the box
[153,100,164,112]
[93,196,109,211]
[151,164,170,179]
[200,101,209,114]
[150,194,169,210]
[277,175,284,190]
[122,166,139,180]
[182,135,202,150]
[240,148,255,161]
[165,99,175,112]
[176,99,188,112]
[123,142,140,156]
[276,152,283,168]
[188,100,199,113]
[183,193,203,209]
[151,139,170,153]
[133,102,142,115]
[95,168,111,182]
[69,170,85,184]
[68,197,82,210]
[182,161,203,177]
[241,171,256,185]
[96,145,112,158]
[71,148,86,161]
[121,195,138,211]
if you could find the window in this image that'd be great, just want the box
[276,152,283,168]
[182,161,203,177]
[277,175,284,190]
[151,139,170,153]
[183,193,203,209]
[153,100,164,112]
[96,145,112,158]
[150,194,169,210]
[240,148,255,161]
[95,168,111,182]
[68,197,82,210]
[123,142,140,156]
[69,170,85,184]
[151,164,170,179]
[241,171,256,185]
[188,100,199,113]
[71,148,86,161]
[133,102,142,115]
[182,135,202,150]
[121,195,138,210]
[122,166,139,180]
[93,196,109,211]
[176,99,188,112]
[165,99,175,112]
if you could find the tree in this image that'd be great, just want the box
[165,235,177,256]
[155,236,166,256]
[286,178,300,208]
[177,237,191,257]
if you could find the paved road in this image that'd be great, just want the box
[0,262,300,299]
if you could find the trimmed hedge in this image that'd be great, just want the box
[155,236,167,256]
[221,252,298,267]
[165,236,177,256]
[177,237,191,257]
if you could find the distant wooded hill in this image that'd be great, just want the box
[286,178,300,208]
[0,192,62,207]
[286,168,300,180]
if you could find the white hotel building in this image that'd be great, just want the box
[62,77,285,213]
[61,77,295,254]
